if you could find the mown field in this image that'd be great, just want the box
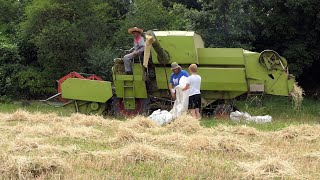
[0,96,319,179]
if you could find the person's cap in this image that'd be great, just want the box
[128,27,143,34]
[171,62,181,70]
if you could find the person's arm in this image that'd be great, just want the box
[182,76,190,91]
[169,82,176,100]
[182,83,190,91]
[169,83,175,93]
[169,75,175,93]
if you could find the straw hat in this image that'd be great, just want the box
[171,62,181,70]
[128,27,143,34]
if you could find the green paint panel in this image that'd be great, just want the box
[114,80,147,98]
[198,68,248,91]
[244,51,265,80]
[198,48,245,65]
[155,67,172,89]
[61,78,112,103]
[151,31,204,64]
[115,75,134,81]
[124,81,134,97]
[134,81,148,98]
[114,80,124,97]
[265,71,290,96]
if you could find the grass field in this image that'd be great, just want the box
[0,96,319,179]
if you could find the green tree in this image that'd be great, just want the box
[112,0,185,49]
[86,46,117,80]
[164,0,257,49]
[0,35,22,99]
[18,0,124,97]
[163,0,201,9]
[251,0,320,78]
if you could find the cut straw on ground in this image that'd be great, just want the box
[0,110,319,179]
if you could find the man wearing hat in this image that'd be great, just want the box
[169,62,189,100]
[123,27,145,75]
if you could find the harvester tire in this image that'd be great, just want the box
[112,98,149,117]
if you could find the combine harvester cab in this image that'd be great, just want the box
[112,30,296,117]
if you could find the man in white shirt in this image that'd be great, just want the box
[182,64,201,119]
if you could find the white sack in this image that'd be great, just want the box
[230,110,272,124]
[148,76,189,125]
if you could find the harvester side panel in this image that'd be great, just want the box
[61,78,113,103]
[197,48,245,65]
[244,52,266,81]
[265,71,294,96]
[198,68,248,91]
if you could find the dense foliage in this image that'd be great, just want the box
[0,0,319,99]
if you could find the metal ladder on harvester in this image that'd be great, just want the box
[122,56,141,110]
[121,55,146,110]
[123,78,136,110]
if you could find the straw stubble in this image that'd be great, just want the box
[0,110,319,179]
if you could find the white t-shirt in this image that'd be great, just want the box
[186,74,201,96]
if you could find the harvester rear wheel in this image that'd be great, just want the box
[113,98,149,117]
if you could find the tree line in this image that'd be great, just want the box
[0,0,319,100]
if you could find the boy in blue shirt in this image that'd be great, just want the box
[169,62,189,100]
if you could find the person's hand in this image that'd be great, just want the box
[170,89,176,100]
[133,50,138,55]
[171,92,176,100]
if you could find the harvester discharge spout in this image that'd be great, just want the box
[144,30,170,67]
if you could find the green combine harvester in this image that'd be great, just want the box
[55,31,295,116]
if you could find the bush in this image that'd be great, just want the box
[86,46,116,81]
[0,35,22,99]
[13,67,56,99]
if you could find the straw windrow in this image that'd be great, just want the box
[0,110,319,179]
